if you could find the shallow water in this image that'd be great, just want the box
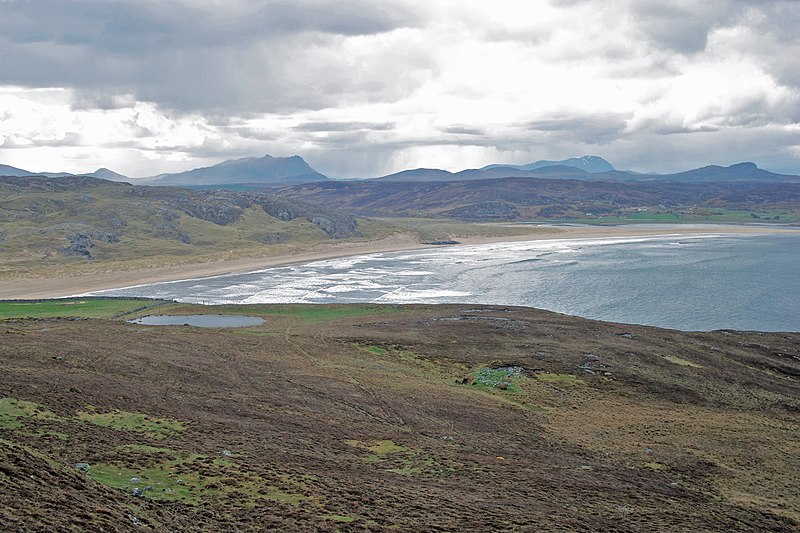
[99,231,799,332]
[129,314,264,328]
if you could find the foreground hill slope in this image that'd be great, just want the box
[1,301,798,530]
[0,175,362,278]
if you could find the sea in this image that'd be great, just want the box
[88,229,800,332]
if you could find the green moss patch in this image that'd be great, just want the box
[86,460,203,504]
[0,397,61,429]
[470,366,526,392]
[346,439,411,464]
[85,452,309,506]
[345,439,453,477]
[77,410,185,439]
[345,439,409,458]
[535,373,583,385]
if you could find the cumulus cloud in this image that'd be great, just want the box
[0,0,425,113]
[0,0,798,177]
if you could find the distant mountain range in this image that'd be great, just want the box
[374,156,617,182]
[1,155,798,188]
[0,164,130,182]
[375,160,799,184]
[0,154,328,188]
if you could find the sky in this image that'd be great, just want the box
[1,0,799,179]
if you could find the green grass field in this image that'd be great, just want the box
[534,207,799,225]
[0,299,412,324]
[0,298,167,319]
[211,303,409,323]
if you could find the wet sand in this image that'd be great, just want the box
[1,224,797,299]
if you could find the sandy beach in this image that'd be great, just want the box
[1,224,797,300]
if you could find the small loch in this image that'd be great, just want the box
[129,314,264,328]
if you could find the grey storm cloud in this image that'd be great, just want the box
[628,1,726,54]
[293,121,396,132]
[0,0,418,50]
[556,0,799,73]
[442,126,485,136]
[642,0,799,61]
[0,0,424,113]
[526,114,629,145]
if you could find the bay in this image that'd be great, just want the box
[90,231,800,332]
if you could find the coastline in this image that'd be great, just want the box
[1,223,797,300]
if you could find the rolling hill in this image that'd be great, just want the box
[0,175,364,277]
[273,176,800,221]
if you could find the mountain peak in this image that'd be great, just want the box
[521,156,615,173]
[87,168,130,182]
[480,156,615,174]
[146,154,328,187]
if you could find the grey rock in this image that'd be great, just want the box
[256,232,284,245]
[61,230,119,259]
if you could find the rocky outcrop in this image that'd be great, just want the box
[248,195,359,239]
[126,186,360,239]
[61,230,119,259]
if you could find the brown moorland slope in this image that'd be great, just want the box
[1,303,798,531]
[272,177,800,221]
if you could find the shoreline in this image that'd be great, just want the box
[1,223,797,300]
